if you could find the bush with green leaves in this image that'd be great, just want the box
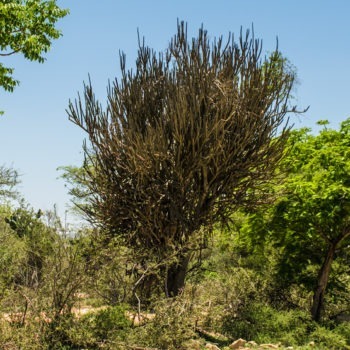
[0,206,88,349]
[79,234,137,306]
[221,302,312,346]
[309,324,350,350]
[125,296,196,350]
[0,206,26,298]
[0,0,68,93]
[334,322,350,347]
[84,305,130,342]
[51,305,131,349]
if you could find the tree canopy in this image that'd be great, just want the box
[278,120,350,321]
[242,119,350,321]
[0,0,68,95]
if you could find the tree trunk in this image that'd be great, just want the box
[311,242,336,322]
[165,253,190,297]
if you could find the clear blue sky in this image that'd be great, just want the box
[1,0,350,220]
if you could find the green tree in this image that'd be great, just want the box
[0,0,68,101]
[245,120,350,321]
[4,205,50,288]
[66,22,302,297]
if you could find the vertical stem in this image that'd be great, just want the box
[166,253,190,297]
[311,242,336,322]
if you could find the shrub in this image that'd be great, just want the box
[90,305,131,340]
[126,296,196,350]
[66,305,131,348]
[221,302,312,347]
[334,322,350,346]
[309,325,349,349]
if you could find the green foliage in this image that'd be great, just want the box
[222,302,312,346]
[59,165,92,216]
[126,297,196,350]
[0,205,27,296]
[309,325,350,349]
[0,205,87,349]
[40,305,131,349]
[5,205,43,238]
[185,211,350,349]
[3,205,54,290]
[278,119,350,244]
[236,119,350,320]
[81,237,137,306]
[0,166,18,199]
[190,234,311,346]
[39,233,86,320]
[81,305,131,343]
[334,323,350,346]
[0,201,347,349]
[0,0,68,101]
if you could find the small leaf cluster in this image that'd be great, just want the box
[0,0,68,92]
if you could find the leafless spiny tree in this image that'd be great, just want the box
[67,22,303,297]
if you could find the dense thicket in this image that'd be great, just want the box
[0,185,349,349]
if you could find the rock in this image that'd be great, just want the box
[247,340,258,347]
[229,338,246,349]
[309,341,315,347]
[205,343,221,350]
[259,344,279,349]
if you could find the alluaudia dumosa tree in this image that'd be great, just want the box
[67,22,302,297]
